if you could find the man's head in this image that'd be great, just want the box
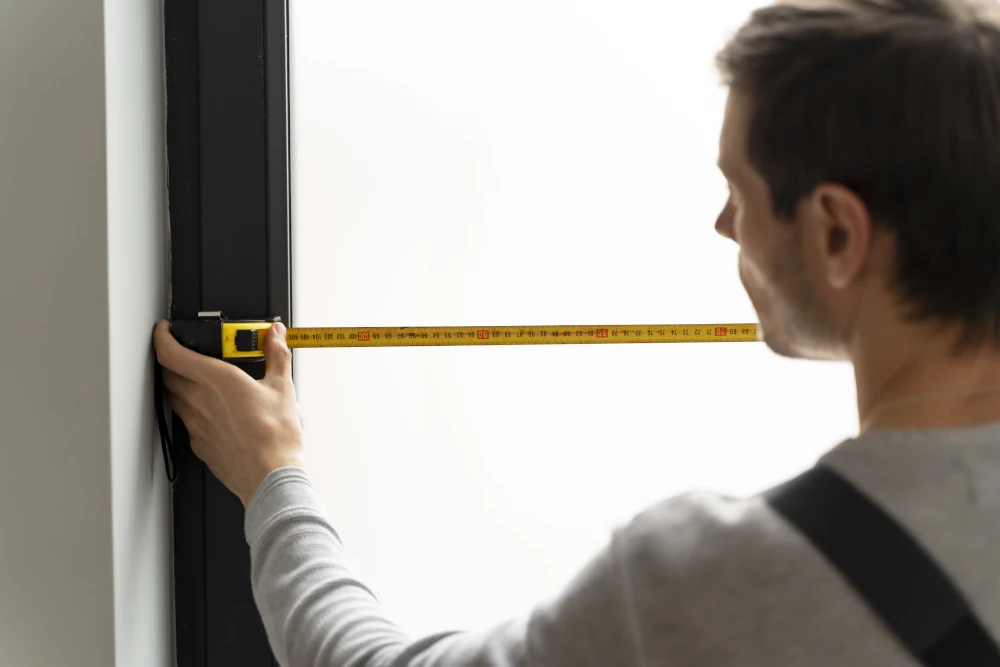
[715,0,1000,360]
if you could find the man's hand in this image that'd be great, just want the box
[153,320,305,507]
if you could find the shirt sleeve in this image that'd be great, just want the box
[244,467,640,667]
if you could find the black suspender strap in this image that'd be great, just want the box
[764,465,1000,666]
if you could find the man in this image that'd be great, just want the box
[154,0,1000,664]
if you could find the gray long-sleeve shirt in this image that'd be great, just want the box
[244,421,1000,666]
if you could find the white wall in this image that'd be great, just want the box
[0,1,171,666]
[105,0,172,665]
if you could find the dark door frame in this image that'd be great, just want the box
[164,1,291,664]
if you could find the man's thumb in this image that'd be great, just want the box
[264,322,292,382]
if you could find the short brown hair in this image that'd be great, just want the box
[717,0,1000,345]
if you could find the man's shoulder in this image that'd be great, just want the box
[619,490,787,562]
[604,488,924,665]
[613,489,818,611]
[619,491,786,560]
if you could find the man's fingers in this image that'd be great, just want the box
[165,388,201,432]
[163,368,195,399]
[263,322,293,385]
[153,320,227,382]
[165,389,213,450]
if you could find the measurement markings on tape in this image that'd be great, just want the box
[284,324,760,348]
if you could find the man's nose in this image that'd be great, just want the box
[715,197,735,241]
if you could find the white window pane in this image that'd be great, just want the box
[290,0,857,638]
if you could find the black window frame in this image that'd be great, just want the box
[165,1,291,664]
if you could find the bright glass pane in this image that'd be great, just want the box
[290,0,857,638]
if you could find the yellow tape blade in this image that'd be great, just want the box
[286,324,761,348]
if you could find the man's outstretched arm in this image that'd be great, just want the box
[246,465,635,667]
[153,321,639,667]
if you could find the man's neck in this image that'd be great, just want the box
[853,320,1000,433]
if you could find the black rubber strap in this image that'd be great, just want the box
[154,360,177,483]
[765,466,1000,666]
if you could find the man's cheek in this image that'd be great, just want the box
[731,205,750,243]
[737,254,754,295]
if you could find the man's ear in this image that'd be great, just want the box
[805,184,872,290]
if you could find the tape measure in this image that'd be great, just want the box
[172,313,761,360]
